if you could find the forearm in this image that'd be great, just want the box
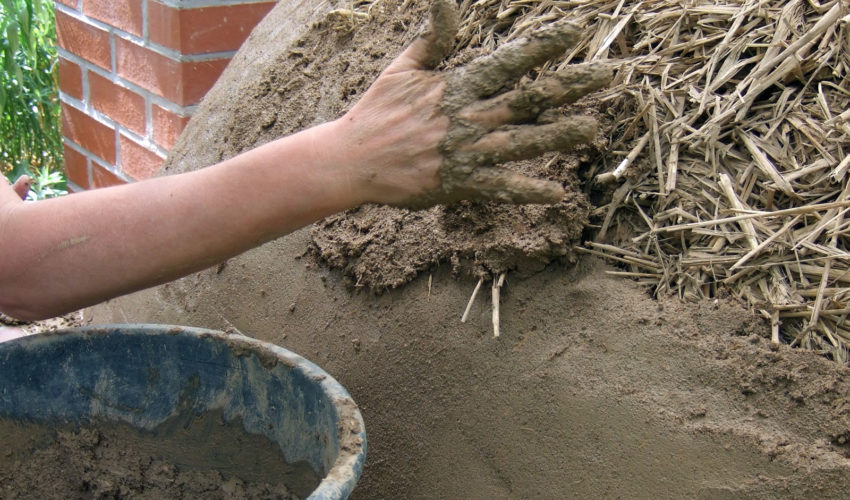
[0,121,360,320]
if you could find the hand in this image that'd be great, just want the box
[337,0,611,209]
[12,175,31,200]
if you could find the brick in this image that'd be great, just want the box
[115,37,229,106]
[55,0,78,9]
[115,38,181,102]
[63,142,90,190]
[149,1,275,54]
[61,102,116,164]
[146,1,180,51]
[120,135,164,180]
[91,162,126,188]
[58,57,83,100]
[55,10,111,70]
[181,58,230,105]
[152,105,190,150]
[81,0,143,37]
[183,2,276,53]
[89,72,146,135]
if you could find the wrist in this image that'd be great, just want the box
[290,119,372,211]
[317,117,375,207]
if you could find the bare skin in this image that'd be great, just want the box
[9,176,31,200]
[0,1,609,321]
[0,177,31,339]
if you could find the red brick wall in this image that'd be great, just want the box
[55,0,276,189]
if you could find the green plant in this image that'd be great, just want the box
[26,164,66,200]
[1,0,64,195]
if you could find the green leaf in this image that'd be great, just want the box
[6,21,19,55]
[5,56,18,81]
[1,0,63,188]
[17,3,31,51]
[13,65,23,86]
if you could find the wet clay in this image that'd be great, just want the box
[0,411,318,499]
[96,0,850,497]
[91,252,850,499]
[306,2,610,287]
[311,182,591,289]
[394,2,611,208]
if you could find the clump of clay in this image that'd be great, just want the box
[310,0,610,289]
[311,152,595,289]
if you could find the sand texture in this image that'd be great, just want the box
[81,0,850,498]
[0,412,314,499]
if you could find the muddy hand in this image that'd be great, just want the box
[403,0,611,208]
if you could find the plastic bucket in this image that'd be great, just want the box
[0,324,366,499]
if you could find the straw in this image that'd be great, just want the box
[446,0,850,359]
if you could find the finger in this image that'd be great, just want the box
[459,63,612,129]
[462,116,597,165]
[456,167,565,204]
[383,0,458,75]
[456,20,580,97]
[12,175,31,200]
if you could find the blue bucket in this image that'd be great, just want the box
[0,324,366,499]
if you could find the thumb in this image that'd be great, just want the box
[383,0,458,74]
[12,175,31,200]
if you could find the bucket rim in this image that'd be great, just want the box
[1,323,367,500]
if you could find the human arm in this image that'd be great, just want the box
[8,176,31,200]
[0,1,609,321]
[0,121,375,320]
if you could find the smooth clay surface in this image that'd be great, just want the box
[86,0,850,498]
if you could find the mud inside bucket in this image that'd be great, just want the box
[0,325,366,499]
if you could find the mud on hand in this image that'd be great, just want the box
[403,0,612,208]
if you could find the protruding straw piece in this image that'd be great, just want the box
[461,277,484,323]
[492,273,506,338]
